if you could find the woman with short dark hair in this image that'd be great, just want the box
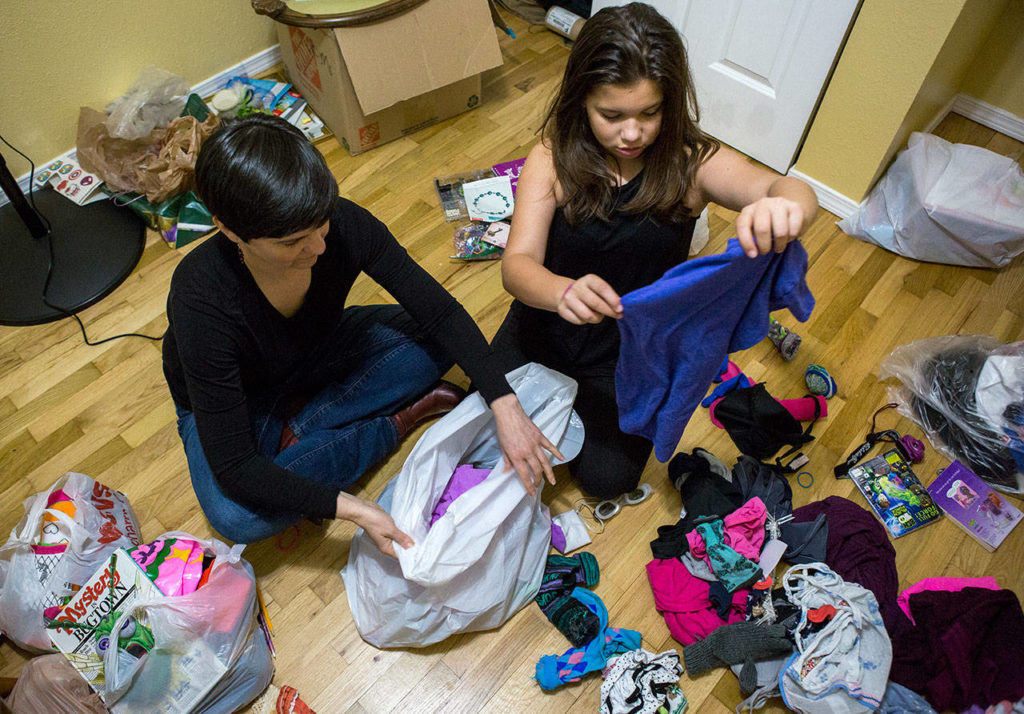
[163,114,560,555]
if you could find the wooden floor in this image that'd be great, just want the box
[2,13,1023,713]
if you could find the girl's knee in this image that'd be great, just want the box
[570,426,652,499]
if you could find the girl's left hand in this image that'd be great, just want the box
[736,196,807,258]
[490,393,564,496]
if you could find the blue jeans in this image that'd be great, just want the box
[176,305,453,543]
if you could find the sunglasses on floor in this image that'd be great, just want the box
[575,483,654,533]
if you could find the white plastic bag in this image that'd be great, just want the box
[839,132,1024,268]
[99,532,274,713]
[342,363,579,648]
[880,335,1024,494]
[0,473,142,651]
[104,66,190,140]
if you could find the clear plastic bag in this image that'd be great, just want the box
[0,473,143,651]
[342,363,580,648]
[839,132,1024,268]
[98,532,274,713]
[104,66,190,140]
[880,335,1024,494]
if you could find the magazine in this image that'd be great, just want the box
[927,460,1023,551]
[847,449,942,537]
[49,548,162,695]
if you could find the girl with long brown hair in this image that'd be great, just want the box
[492,2,818,499]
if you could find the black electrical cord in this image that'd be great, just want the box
[1,133,164,345]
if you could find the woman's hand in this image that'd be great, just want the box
[735,196,807,258]
[336,492,413,558]
[557,274,623,325]
[491,393,564,496]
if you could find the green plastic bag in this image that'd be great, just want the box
[112,189,214,249]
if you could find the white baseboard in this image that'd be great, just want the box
[2,44,282,208]
[786,167,860,220]
[951,93,1024,143]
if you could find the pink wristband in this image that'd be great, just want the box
[561,282,574,299]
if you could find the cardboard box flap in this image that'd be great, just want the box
[334,0,502,115]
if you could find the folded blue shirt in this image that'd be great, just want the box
[616,238,815,461]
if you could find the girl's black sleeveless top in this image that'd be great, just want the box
[504,173,696,377]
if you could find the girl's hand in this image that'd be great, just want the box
[491,393,564,496]
[337,492,413,558]
[557,274,623,324]
[735,196,807,258]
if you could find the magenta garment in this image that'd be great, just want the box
[428,465,491,526]
[897,577,1001,624]
[646,557,748,646]
[686,497,767,563]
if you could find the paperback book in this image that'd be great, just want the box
[49,549,161,698]
[927,460,1023,551]
[847,449,942,537]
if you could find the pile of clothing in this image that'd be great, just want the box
[646,448,1024,713]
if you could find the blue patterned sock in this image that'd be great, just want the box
[535,626,642,690]
[535,588,642,691]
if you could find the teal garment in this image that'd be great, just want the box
[696,520,761,592]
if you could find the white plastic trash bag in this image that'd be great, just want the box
[342,363,579,648]
[0,472,143,651]
[839,132,1024,268]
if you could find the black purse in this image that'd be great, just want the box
[715,383,820,472]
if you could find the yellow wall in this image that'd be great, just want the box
[961,0,1024,119]
[870,0,1008,190]
[1,1,276,167]
[793,0,969,202]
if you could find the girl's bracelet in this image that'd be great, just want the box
[561,282,575,300]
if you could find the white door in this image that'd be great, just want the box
[591,0,859,173]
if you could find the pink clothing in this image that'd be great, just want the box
[896,576,1001,624]
[646,557,749,646]
[686,497,768,564]
[709,394,826,428]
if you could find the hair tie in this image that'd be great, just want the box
[796,471,814,488]
[561,282,575,300]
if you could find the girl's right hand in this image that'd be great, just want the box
[557,274,624,324]
[337,492,413,558]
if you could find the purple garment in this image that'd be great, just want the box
[616,238,814,462]
[550,522,567,552]
[791,496,911,638]
[890,588,1024,712]
[428,465,491,526]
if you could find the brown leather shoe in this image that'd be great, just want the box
[392,381,468,438]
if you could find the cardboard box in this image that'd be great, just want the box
[277,0,503,155]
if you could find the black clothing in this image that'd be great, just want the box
[163,197,511,519]
[492,174,696,496]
